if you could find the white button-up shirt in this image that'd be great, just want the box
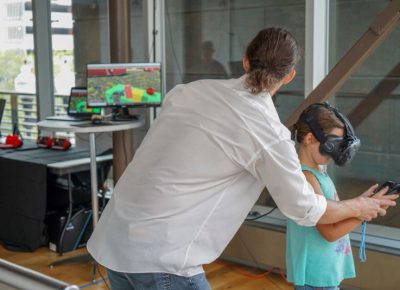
[87,76,327,276]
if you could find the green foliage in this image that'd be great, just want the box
[0,50,26,91]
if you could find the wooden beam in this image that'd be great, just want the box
[108,0,135,183]
[348,62,400,128]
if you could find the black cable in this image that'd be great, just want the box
[245,207,277,221]
[58,173,74,256]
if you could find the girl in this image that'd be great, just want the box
[286,103,390,290]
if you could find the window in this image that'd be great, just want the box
[5,2,23,19]
[0,0,36,139]
[164,0,305,120]
[7,26,23,40]
[51,0,109,118]
[164,0,306,209]
[328,0,400,229]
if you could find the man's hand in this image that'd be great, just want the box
[319,184,398,224]
[349,184,398,221]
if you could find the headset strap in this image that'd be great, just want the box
[299,105,328,143]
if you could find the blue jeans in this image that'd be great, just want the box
[294,286,339,290]
[106,268,211,290]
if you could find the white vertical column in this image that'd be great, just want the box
[305,0,329,97]
[144,0,162,63]
[145,0,165,122]
[32,0,54,120]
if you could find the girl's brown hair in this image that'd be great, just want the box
[294,105,344,143]
[245,27,301,94]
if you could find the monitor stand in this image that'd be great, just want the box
[111,107,139,121]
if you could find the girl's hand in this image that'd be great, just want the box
[362,184,399,210]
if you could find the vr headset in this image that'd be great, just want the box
[299,102,361,166]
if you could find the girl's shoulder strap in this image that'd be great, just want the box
[301,165,325,180]
[301,165,334,199]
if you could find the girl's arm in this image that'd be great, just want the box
[317,218,360,242]
[303,171,360,242]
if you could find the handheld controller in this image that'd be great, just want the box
[359,180,400,263]
[374,181,400,195]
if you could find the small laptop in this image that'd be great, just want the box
[46,87,101,122]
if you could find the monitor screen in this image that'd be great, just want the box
[68,87,101,114]
[86,63,161,107]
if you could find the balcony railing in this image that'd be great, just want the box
[0,91,68,141]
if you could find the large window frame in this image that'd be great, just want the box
[26,0,400,249]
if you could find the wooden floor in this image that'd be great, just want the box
[0,245,292,290]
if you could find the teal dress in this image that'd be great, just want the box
[286,166,356,287]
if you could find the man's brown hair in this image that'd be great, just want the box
[245,27,301,94]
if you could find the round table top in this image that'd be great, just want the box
[37,117,145,133]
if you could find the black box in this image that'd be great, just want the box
[45,208,92,253]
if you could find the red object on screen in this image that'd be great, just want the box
[87,68,127,77]
[125,84,133,99]
[146,87,155,95]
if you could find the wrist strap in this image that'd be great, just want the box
[359,221,367,262]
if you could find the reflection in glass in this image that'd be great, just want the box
[51,0,110,116]
[164,0,305,122]
[329,0,400,228]
[164,0,306,209]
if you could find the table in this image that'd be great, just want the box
[38,119,143,270]
[37,118,144,227]
[48,154,113,256]
[0,145,109,251]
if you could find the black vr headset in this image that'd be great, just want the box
[299,102,361,166]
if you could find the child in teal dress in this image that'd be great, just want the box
[286,103,394,290]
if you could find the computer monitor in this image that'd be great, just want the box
[86,63,161,108]
[68,87,101,115]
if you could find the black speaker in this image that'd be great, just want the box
[45,208,92,254]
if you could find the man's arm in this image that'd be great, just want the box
[318,184,398,224]
[303,171,365,241]
[317,187,399,241]
[249,139,397,226]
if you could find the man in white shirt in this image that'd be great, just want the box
[87,28,396,290]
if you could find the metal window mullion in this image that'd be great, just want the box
[159,0,166,118]
[147,0,165,121]
[32,0,54,121]
[305,0,329,97]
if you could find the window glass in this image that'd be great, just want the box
[0,0,36,139]
[164,0,305,122]
[164,0,305,208]
[51,0,109,118]
[328,0,400,228]
[130,0,147,63]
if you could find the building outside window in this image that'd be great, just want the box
[0,0,35,139]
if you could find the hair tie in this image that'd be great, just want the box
[249,60,269,71]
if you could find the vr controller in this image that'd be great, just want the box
[374,181,400,195]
